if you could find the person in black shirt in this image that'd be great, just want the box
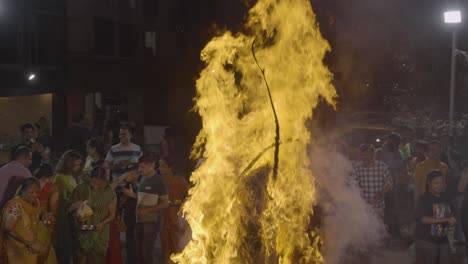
[11,123,49,172]
[111,163,139,264]
[414,170,455,264]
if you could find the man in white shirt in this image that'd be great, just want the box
[105,124,142,180]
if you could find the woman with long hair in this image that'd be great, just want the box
[93,159,125,264]
[55,150,83,190]
[71,165,117,264]
[414,170,455,264]
[35,163,58,264]
[53,150,83,264]
[0,178,44,263]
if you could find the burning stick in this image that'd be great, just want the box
[240,139,294,177]
[251,38,281,181]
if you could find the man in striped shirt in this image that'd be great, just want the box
[105,124,142,180]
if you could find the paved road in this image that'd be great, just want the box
[369,245,415,264]
[368,243,467,264]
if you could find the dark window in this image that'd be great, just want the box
[119,0,133,9]
[119,24,138,57]
[31,0,64,13]
[32,14,63,66]
[94,18,115,56]
[0,70,22,91]
[0,0,25,64]
[0,0,21,65]
[0,20,20,64]
[143,0,158,26]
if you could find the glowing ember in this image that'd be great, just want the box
[174,0,337,263]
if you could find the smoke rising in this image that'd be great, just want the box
[309,140,386,263]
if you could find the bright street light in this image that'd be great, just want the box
[27,73,36,81]
[444,11,462,24]
[443,9,462,134]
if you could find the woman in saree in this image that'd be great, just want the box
[36,163,58,264]
[91,159,125,264]
[159,158,190,263]
[1,178,45,263]
[71,166,117,264]
[53,150,83,264]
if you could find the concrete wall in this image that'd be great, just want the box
[0,94,53,141]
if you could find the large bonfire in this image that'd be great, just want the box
[174,0,337,263]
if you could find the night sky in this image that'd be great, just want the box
[163,0,468,170]
[188,0,466,112]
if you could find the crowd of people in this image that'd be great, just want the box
[351,128,468,264]
[0,116,188,264]
[6,111,468,264]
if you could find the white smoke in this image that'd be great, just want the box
[309,141,386,263]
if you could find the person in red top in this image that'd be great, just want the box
[159,158,190,263]
[36,163,59,218]
[35,163,59,263]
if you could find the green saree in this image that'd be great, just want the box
[71,182,116,264]
[53,173,77,264]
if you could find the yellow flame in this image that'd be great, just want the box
[174,0,336,263]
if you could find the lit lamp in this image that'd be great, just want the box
[444,11,462,24]
[28,74,36,81]
[444,10,462,134]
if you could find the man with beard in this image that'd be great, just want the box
[11,123,49,172]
